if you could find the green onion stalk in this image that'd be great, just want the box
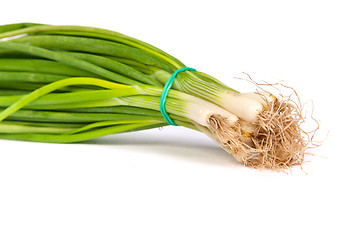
[0,23,311,170]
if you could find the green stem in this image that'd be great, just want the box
[0,122,166,143]
[0,77,128,122]
[0,71,69,84]
[0,23,44,34]
[0,24,184,69]
[0,58,97,77]
[0,121,76,134]
[65,119,161,135]
[11,35,175,73]
[3,108,166,123]
[65,52,162,86]
[0,43,141,86]
[0,89,139,108]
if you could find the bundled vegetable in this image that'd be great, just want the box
[0,23,313,170]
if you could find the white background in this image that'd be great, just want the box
[0,1,359,239]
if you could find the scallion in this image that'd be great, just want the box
[0,23,315,170]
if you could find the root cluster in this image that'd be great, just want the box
[207,96,313,170]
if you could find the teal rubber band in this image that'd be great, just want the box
[159,67,196,126]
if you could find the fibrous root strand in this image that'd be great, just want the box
[207,96,311,170]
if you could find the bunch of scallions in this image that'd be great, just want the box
[0,23,312,170]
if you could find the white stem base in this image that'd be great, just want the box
[220,91,276,123]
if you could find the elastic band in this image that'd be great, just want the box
[159,67,196,126]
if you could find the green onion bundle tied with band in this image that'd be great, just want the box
[0,23,313,170]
